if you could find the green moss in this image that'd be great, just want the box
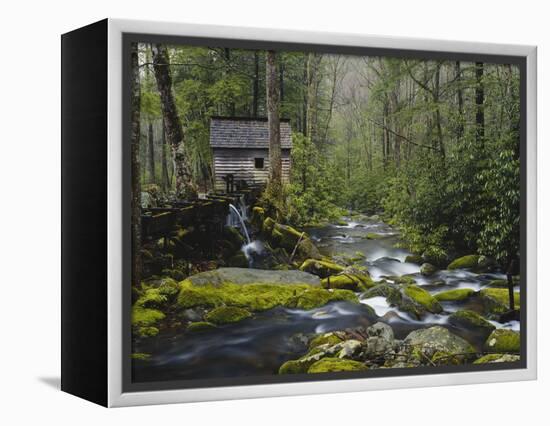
[286,288,358,310]
[136,326,159,338]
[299,259,345,278]
[321,274,363,291]
[474,353,521,364]
[204,306,252,325]
[131,352,151,361]
[364,233,384,240]
[486,277,520,288]
[135,288,168,309]
[403,285,443,313]
[187,321,217,332]
[177,278,357,313]
[132,305,165,327]
[388,275,416,285]
[449,309,495,331]
[251,206,265,228]
[334,219,349,226]
[448,254,480,270]
[227,252,249,268]
[279,360,306,374]
[307,358,368,373]
[434,288,476,302]
[480,288,520,314]
[262,217,276,234]
[309,333,344,349]
[484,329,520,353]
[352,251,366,261]
[420,263,437,276]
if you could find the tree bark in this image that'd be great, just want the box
[152,44,197,199]
[266,50,282,190]
[130,43,142,291]
[161,124,170,191]
[147,122,155,184]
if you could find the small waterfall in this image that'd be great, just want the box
[228,203,251,245]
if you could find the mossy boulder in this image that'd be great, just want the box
[278,360,307,374]
[420,263,437,277]
[204,306,252,325]
[404,326,475,359]
[132,305,165,328]
[362,283,401,300]
[307,358,368,373]
[486,277,519,288]
[321,267,374,292]
[364,233,384,240]
[286,288,358,310]
[227,251,249,268]
[405,254,424,264]
[135,288,169,309]
[187,321,218,332]
[434,288,476,302]
[177,268,356,312]
[250,206,265,229]
[447,254,480,270]
[448,310,496,335]
[299,259,345,278]
[403,285,443,314]
[484,329,520,353]
[309,333,344,349]
[473,353,521,364]
[480,288,520,315]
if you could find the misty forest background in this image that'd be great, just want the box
[133,43,520,271]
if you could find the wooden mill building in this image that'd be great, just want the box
[209,117,292,192]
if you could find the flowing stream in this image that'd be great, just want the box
[133,216,519,382]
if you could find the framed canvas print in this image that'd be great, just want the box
[61,19,537,407]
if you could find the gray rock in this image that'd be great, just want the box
[185,267,321,287]
[180,308,203,322]
[338,340,363,359]
[404,326,475,357]
[367,322,394,341]
[420,263,437,276]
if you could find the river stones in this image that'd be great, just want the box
[448,310,496,336]
[309,332,345,349]
[420,263,438,276]
[434,288,476,302]
[404,326,475,358]
[367,322,394,341]
[402,285,443,314]
[307,358,368,373]
[484,329,520,353]
[184,267,321,287]
[299,259,345,278]
[448,254,480,270]
[479,288,520,316]
[204,306,252,325]
[338,340,363,359]
[474,353,521,364]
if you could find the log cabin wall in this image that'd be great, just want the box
[210,117,293,192]
[213,148,291,191]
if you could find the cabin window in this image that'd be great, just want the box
[254,157,264,169]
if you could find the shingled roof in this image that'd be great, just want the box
[210,117,292,149]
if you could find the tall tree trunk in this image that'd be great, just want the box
[302,56,308,135]
[130,43,142,291]
[306,53,320,146]
[266,50,282,193]
[161,124,170,191]
[152,44,197,199]
[252,51,259,117]
[475,62,485,147]
[224,48,236,116]
[148,122,155,184]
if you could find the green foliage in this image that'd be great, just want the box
[286,133,345,225]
